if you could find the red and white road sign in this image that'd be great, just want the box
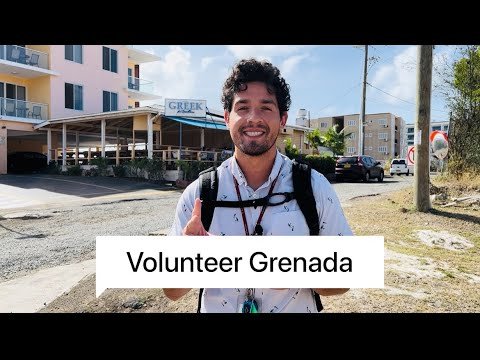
[407,146,415,166]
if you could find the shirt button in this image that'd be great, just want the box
[252,193,258,199]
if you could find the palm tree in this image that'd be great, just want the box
[323,124,352,156]
[306,129,325,154]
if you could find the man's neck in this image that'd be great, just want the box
[234,147,277,191]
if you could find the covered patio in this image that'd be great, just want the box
[34,106,233,172]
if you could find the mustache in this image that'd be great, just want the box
[239,124,269,132]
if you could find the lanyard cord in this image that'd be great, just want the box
[233,166,283,236]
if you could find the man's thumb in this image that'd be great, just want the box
[192,198,202,218]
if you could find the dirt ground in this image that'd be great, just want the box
[39,176,480,313]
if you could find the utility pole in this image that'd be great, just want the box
[414,45,433,212]
[359,45,368,156]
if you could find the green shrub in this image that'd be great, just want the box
[177,160,211,181]
[304,155,336,176]
[90,157,109,176]
[66,165,82,176]
[112,165,127,178]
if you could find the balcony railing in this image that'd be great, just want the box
[127,76,154,94]
[0,45,49,69]
[0,97,48,120]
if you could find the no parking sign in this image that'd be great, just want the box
[407,146,415,166]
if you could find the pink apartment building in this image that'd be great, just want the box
[0,45,161,174]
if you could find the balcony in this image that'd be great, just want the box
[127,76,161,101]
[0,45,57,78]
[0,97,48,123]
[127,46,161,63]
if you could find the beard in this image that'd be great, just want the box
[233,125,278,156]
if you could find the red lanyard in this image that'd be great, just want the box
[233,166,282,236]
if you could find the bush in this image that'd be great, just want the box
[177,160,211,181]
[90,157,109,176]
[112,165,127,178]
[66,165,82,176]
[45,160,61,174]
[304,155,336,176]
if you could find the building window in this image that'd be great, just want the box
[320,122,327,128]
[378,133,388,139]
[378,146,387,153]
[443,125,449,132]
[378,118,387,125]
[103,91,118,112]
[65,82,83,110]
[432,126,441,131]
[347,120,356,126]
[102,46,117,73]
[65,45,83,64]
[347,147,356,154]
[407,127,414,133]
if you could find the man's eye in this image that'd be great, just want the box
[238,107,248,111]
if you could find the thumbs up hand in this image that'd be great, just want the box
[182,198,210,236]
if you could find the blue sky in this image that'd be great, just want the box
[136,45,457,125]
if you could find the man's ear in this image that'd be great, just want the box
[224,110,230,128]
[280,111,288,127]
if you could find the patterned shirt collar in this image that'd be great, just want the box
[229,150,286,191]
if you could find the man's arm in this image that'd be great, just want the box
[312,288,349,296]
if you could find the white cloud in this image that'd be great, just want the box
[370,46,417,104]
[140,46,195,101]
[200,56,216,70]
[280,54,309,77]
[226,45,314,61]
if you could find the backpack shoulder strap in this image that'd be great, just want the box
[197,167,218,314]
[292,160,320,236]
[198,166,218,232]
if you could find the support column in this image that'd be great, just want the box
[47,128,52,163]
[101,119,106,158]
[147,114,153,159]
[0,126,7,175]
[131,130,135,160]
[62,123,67,171]
[201,128,205,149]
[75,131,79,165]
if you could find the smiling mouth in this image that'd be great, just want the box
[243,130,266,137]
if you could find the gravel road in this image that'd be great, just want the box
[0,174,413,282]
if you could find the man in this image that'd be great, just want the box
[166,58,352,312]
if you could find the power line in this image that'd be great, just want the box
[315,82,362,115]
[367,82,449,113]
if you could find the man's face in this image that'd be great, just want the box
[224,81,288,157]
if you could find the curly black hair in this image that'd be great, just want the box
[221,58,291,113]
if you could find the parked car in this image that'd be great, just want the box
[7,151,48,173]
[335,155,384,182]
[390,158,413,176]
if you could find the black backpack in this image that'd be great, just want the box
[196,159,323,313]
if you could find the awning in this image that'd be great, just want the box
[164,116,228,131]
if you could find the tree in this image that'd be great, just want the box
[305,129,325,154]
[445,46,480,175]
[322,124,352,156]
[283,137,299,159]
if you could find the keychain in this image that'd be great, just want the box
[242,288,259,313]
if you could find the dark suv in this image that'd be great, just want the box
[335,155,384,182]
[7,151,48,173]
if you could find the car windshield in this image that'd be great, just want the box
[337,156,358,164]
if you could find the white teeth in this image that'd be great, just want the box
[245,131,263,136]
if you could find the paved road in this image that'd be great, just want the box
[0,174,414,283]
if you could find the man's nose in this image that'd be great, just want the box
[245,108,266,123]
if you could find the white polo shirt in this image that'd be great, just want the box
[169,150,353,312]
